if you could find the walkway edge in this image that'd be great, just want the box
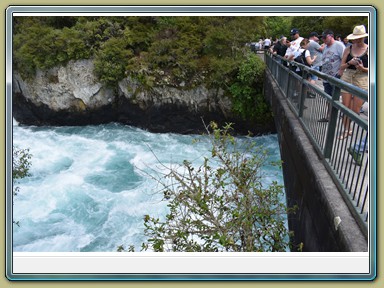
[265,70,367,252]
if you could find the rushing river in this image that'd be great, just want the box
[12,121,285,252]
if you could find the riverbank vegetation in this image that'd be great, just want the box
[118,122,296,252]
[13,15,367,122]
[12,147,32,226]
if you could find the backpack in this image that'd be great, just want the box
[294,50,311,67]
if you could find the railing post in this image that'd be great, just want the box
[298,71,308,117]
[266,54,370,232]
[323,85,341,159]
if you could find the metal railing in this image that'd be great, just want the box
[265,52,369,237]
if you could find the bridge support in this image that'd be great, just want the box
[264,69,367,252]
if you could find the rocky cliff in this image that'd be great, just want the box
[13,59,275,134]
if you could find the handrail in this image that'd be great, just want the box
[265,52,369,237]
[274,54,368,102]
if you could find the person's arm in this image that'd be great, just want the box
[287,53,295,61]
[306,51,317,65]
[339,47,350,71]
[284,48,290,59]
[336,45,347,76]
[316,43,325,52]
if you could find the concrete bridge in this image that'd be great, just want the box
[262,52,370,252]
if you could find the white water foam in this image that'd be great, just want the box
[12,123,284,252]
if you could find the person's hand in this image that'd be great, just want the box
[355,58,364,71]
[348,57,360,66]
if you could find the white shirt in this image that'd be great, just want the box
[291,37,303,51]
[285,36,304,59]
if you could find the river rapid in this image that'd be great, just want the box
[12,121,285,252]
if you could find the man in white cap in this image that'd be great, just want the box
[284,28,303,61]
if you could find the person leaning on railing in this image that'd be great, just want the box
[338,25,369,140]
[284,28,303,68]
[272,36,288,65]
[317,29,345,123]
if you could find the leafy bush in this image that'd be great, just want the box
[119,122,294,252]
[13,16,273,120]
[94,30,133,87]
[13,147,32,226]
[13,147,32,187]
[13,16,262,83]
[230,53,271,122]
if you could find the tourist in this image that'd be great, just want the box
[273,36,288,64]
[258,38,264,50]
[342,36,352,48]
[307,32,324,85]
[249,41,258,53]
[273,36,279,46]
[338,25,369,140]
[284,28,304,77]
[263,37,272,50]
[284,28,303,62]
[317,29,345,122]
[294,38,317,76]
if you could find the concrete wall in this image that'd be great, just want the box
[264,70,367,252]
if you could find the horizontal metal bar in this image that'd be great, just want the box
[265,52,369,230]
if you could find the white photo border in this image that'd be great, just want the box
[6,5,376,281]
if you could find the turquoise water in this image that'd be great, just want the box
[12,121,285,252]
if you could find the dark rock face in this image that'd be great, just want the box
[114,96,274,135]
[13,90,116,126]
[12,59,275,135]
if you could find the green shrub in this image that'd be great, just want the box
[13,147,32,227]
[13,16,272,121]
[230,53,272,123]
[94,30,133,87]
[119,122,294,252]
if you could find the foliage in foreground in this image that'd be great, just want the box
[12,147,32,226]
[119,122,295,252]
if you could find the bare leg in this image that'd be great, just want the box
[309,79,316,85]
[349,95,365,135]
[341,92,353,132]
[352,96,364,115]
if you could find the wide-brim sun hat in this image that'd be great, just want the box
[346,25,368,40]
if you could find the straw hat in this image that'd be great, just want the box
[346,25,368,40]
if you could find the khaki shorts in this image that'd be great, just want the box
[341,68,368,93]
